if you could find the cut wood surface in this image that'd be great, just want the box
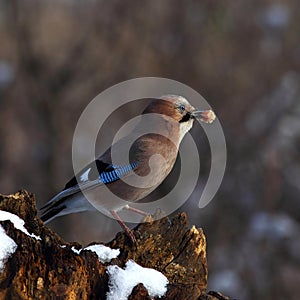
[0,190,230,300]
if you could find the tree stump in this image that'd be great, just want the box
[0,190,230,300]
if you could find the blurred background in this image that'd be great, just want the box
[0,0,300,299]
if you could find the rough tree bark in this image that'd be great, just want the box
[0,190,230,300]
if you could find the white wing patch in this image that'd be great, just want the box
[80,168,91,182]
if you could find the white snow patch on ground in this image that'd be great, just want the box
[106,260,169,300]
[71,246,81,255]
[84,244,120,263]
[0,225,17,272]
[0,210,41,272]
[0,210,41,240]
[71,244,120,263]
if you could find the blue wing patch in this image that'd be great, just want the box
[99,162,138,184]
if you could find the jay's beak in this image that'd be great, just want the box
[192,109,216,124]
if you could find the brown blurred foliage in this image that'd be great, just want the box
[0,1,300,299]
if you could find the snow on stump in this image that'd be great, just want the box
[0,190,230,300]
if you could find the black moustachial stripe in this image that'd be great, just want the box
[179,112,191,123]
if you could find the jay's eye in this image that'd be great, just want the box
[178,104,185,113]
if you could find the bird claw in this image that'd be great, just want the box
[125,228,137,246]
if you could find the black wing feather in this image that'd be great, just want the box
[64,159,112,189]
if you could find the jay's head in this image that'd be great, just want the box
[142,95,215,134]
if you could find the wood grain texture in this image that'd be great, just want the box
[0,190,230,300]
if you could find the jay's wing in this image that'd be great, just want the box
[40,159,138,220]
[41,159,110,211]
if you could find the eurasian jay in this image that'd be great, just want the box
[40,95,215,242]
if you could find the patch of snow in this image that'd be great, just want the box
[107,260,168,300]
[0,225,17,272]
[0,210,41,240]
[0,210,42,273]
[71,246,81,255]
[71,244,120,263]
[84,244,120,263]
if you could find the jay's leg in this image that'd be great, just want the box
[123,205,149,216]
[110,210,136,245]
